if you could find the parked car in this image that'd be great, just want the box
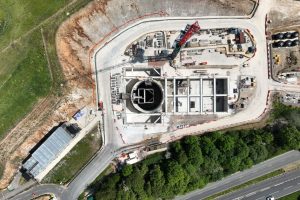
[266,195,275,200]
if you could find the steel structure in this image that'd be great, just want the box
[170,21,201,59]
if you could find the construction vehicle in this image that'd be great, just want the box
[169,21,201,60]
[274,54,280,65]
[98,101,103,110]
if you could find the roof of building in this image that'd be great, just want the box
[22,125,73,178]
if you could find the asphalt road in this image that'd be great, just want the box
[8,185,65,200]
[175,150,300,200]
[220,169,300,200]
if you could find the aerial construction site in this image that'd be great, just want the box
[1,0,300,200]
[102,21,257,143]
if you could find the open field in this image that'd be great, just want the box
[0,0,73,47]
[42,126,101,184]
[0,0,75,140]
[0,31,51,140]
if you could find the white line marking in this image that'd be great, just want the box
[284,186,293,190]
[245,192,256,197]
[233,197,242,200]
[260,187,270,192]
[274,182,283,186]
[270,191,279,195]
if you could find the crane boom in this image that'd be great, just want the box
[169,21,200,60]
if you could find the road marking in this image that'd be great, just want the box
[260,186,270,192]
[274,182,283,186]
[270,191,279,195]
[284,186,293,190]
[257,197,265,200]
[274,175,300,187]
[233,197,242,200]
[245,192,256,197]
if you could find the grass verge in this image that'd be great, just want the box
[205,169,285,200]
[91,165,114,186]
[42,126,101,184]
[0,30,51,139]
[0,0,93,139]
[280,190,300,200]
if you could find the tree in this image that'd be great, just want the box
[183,136,204,166]
[145,181,152,197]
[272,101,293,119]
[216,135,235,153]
[170,141,188,164]
[240,157,253,170]
[200,137,220,160]
[249,144,268,163]
[122,165,133,177]
[278,125,300,149]
[202,157,223,176]
[184,163,197,176]
[171,141,182,153]
[241,130,262,145]
[225,157,242,174]
[177,151,188,165]
[95,174,120,200]
[149,165,165,198]
[260,130,274,145]
[209,131,222,142]
[235,140,250,159]
[166,161,189,194]
[125,168,147,199]
[187,176,206,191]
[116,189,137,200]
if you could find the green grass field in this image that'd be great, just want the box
[0,0,92,141]
[0,0,73,46]
[0,0,71,139]
[280,191,300,200]
[42,127,102,184]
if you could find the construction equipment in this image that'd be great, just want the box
[169,21,201,59]
[274,54,280,65]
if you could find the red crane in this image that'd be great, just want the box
[170,21,201,59]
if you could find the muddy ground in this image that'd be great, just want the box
[268,0,300,80]
[269,0,300,30]
[0,0,256,188]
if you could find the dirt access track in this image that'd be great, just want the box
[0,0,255,188]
